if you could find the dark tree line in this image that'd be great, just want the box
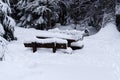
[0,0,117,41]
[116,0,120,31]
[9,0,115,31]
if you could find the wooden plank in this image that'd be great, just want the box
[24,43,33,47]
[56,43,67,49]
[24,42,37,53]
[24,42,68,53]
[36,36,49,39]
[36,43,54,48]
[71,45,84,50]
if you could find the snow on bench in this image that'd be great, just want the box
[24,38,67,44]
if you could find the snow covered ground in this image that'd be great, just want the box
[0,23,120,80]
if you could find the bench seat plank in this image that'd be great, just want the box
[24,42,67,53]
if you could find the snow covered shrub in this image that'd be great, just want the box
[0,23,5,37]
[57,1,67,25]
[0,36,7,61]
[3,16,16,41]
[0,0,16,41]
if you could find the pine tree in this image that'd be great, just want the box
[70,0,81,25]
[0,0,16,41]
[57,0,67,25]
[16,0,59,29]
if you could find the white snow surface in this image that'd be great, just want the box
[0,23,120,80]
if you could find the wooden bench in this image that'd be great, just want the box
[24,42,67,53]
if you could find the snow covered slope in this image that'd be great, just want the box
[81,23,120,66]
[90,23,120,40]
[0,23,120,80]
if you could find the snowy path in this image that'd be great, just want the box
[0,23,120,80]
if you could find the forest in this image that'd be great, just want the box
[0,0,116,41]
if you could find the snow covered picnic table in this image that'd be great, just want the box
[23,29,84,53]
[24,37,83,53]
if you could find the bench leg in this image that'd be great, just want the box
[53,43,56,53]
[53,47,56,53]
[32,42,37,53]
[33,46,37,53]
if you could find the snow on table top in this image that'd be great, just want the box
[48,28,84,35]
[48,28,84,40]
[24,37,67,44]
